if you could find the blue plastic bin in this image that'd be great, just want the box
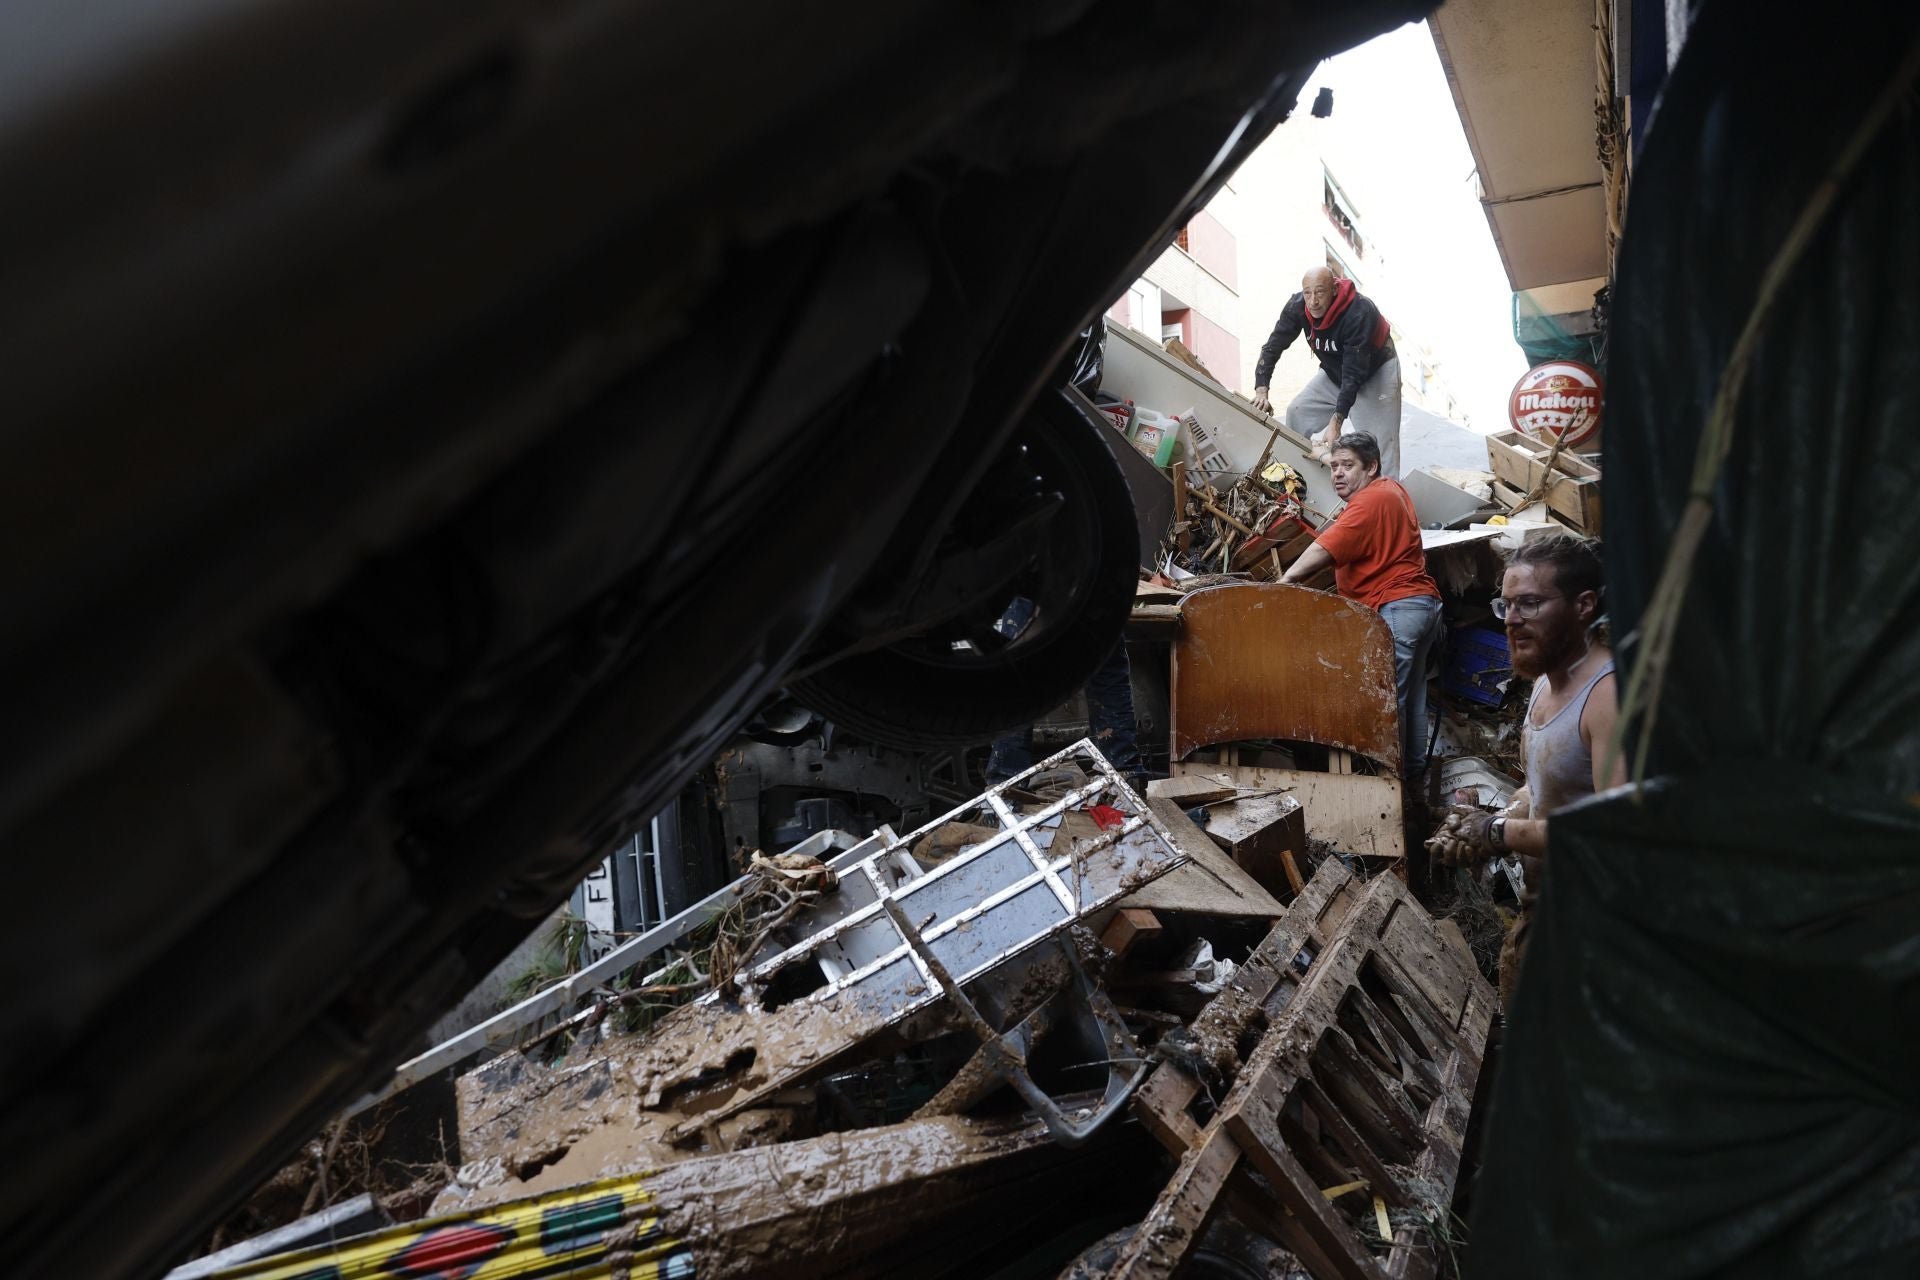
[1442,626,1511,707]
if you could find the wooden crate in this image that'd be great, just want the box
[1486,429,1602,534]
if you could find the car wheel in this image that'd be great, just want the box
[792,386,1139,749]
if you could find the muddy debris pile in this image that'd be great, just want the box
[186,741,1496,1280]
[1161,466,1331,585]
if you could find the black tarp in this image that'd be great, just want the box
[1468,2,1920,1276]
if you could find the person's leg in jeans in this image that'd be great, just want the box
[1407,598,1445,779]
[1380,594,1444,780]
[1083,640,1142,778]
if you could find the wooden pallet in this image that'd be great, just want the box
[1485,429,1601,534]
[1108,860,1496,1280]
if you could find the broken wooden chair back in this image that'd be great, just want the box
[1171,584,1406,863]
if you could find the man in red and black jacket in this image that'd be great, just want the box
[1250,267,1402,477]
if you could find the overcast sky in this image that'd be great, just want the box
[1300,20,1527,433]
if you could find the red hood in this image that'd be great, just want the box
[1308,277,1358,331]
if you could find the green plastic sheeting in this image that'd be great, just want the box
[1512,288,1601,366]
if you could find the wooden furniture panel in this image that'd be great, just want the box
[1171,584,1401,769]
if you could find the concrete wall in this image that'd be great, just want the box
[1186,209,1239,290]
[1186,308,1242,395]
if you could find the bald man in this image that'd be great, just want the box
[1250,268,1402,477]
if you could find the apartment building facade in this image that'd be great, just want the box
[1110,106,1468,426]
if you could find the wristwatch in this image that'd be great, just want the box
[1489,817,1508,851]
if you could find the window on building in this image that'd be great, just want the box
[1324,242,1360,286]
[1126,280,1162,337]
[1161,307,1191,346]
[1322,171,1365,259]
[1174,225,1191,254]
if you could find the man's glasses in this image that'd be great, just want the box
[1491,593,1562,622]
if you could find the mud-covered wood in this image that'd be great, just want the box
[1101,866,1495,1280]
[1101,909,1163,958]
[1170,584,1401,768]
[1131,861,1356,1158]
[1171,762,1406,861]
[1117,798,1287,920]
[1203,793,1307,900]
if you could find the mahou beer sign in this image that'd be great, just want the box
[1509,361,1602,447]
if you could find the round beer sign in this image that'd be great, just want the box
[1508,361,1602,446]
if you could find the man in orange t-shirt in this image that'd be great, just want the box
[1281,431,1444,781]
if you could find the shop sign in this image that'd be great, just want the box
[1509,361,1602,446]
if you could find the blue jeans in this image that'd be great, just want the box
[986,641,1141,782]
[1379,594,1445,781]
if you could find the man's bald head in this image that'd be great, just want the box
[1301,267,1338,318]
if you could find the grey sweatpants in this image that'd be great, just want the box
[1284,356,1402,478]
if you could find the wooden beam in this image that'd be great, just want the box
[1100,908,1164,959]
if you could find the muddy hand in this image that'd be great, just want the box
[1426,833,1479,868]
[1425,808,1490,867]
[1451,808,1498,853]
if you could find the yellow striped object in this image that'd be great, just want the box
[209,1172,694,1280]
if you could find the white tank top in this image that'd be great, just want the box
[1522,659,1615,817]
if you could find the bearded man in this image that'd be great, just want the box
[1429,533,1625,1000]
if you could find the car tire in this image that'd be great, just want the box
[792,386,1139,749]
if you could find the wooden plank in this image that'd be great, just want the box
[1342,987,1446,1103]
[1125,604,1183,642]
[1368,947,1483,1077]
[1133,1078,1205,1154]
[1103,1127,1246,1279]
[1129,861,1351,1157]
[1225,1169,1356,1280]
[1118,797,1288,920]
[1146,775,1239,807]
[1231,1089,1383,1280]
[1172,762,1405,861]
[1101,908,1163,958]
[1490,479,1528,510]
[1380,905,1473,1030]
[1311,1031,1428,1163]
[1232,511,1317,573]
[1486,428,1599,479]
[1164,335,1225,386]
[1296,1072,1415,1212]
[1277,1104,1360,1196]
